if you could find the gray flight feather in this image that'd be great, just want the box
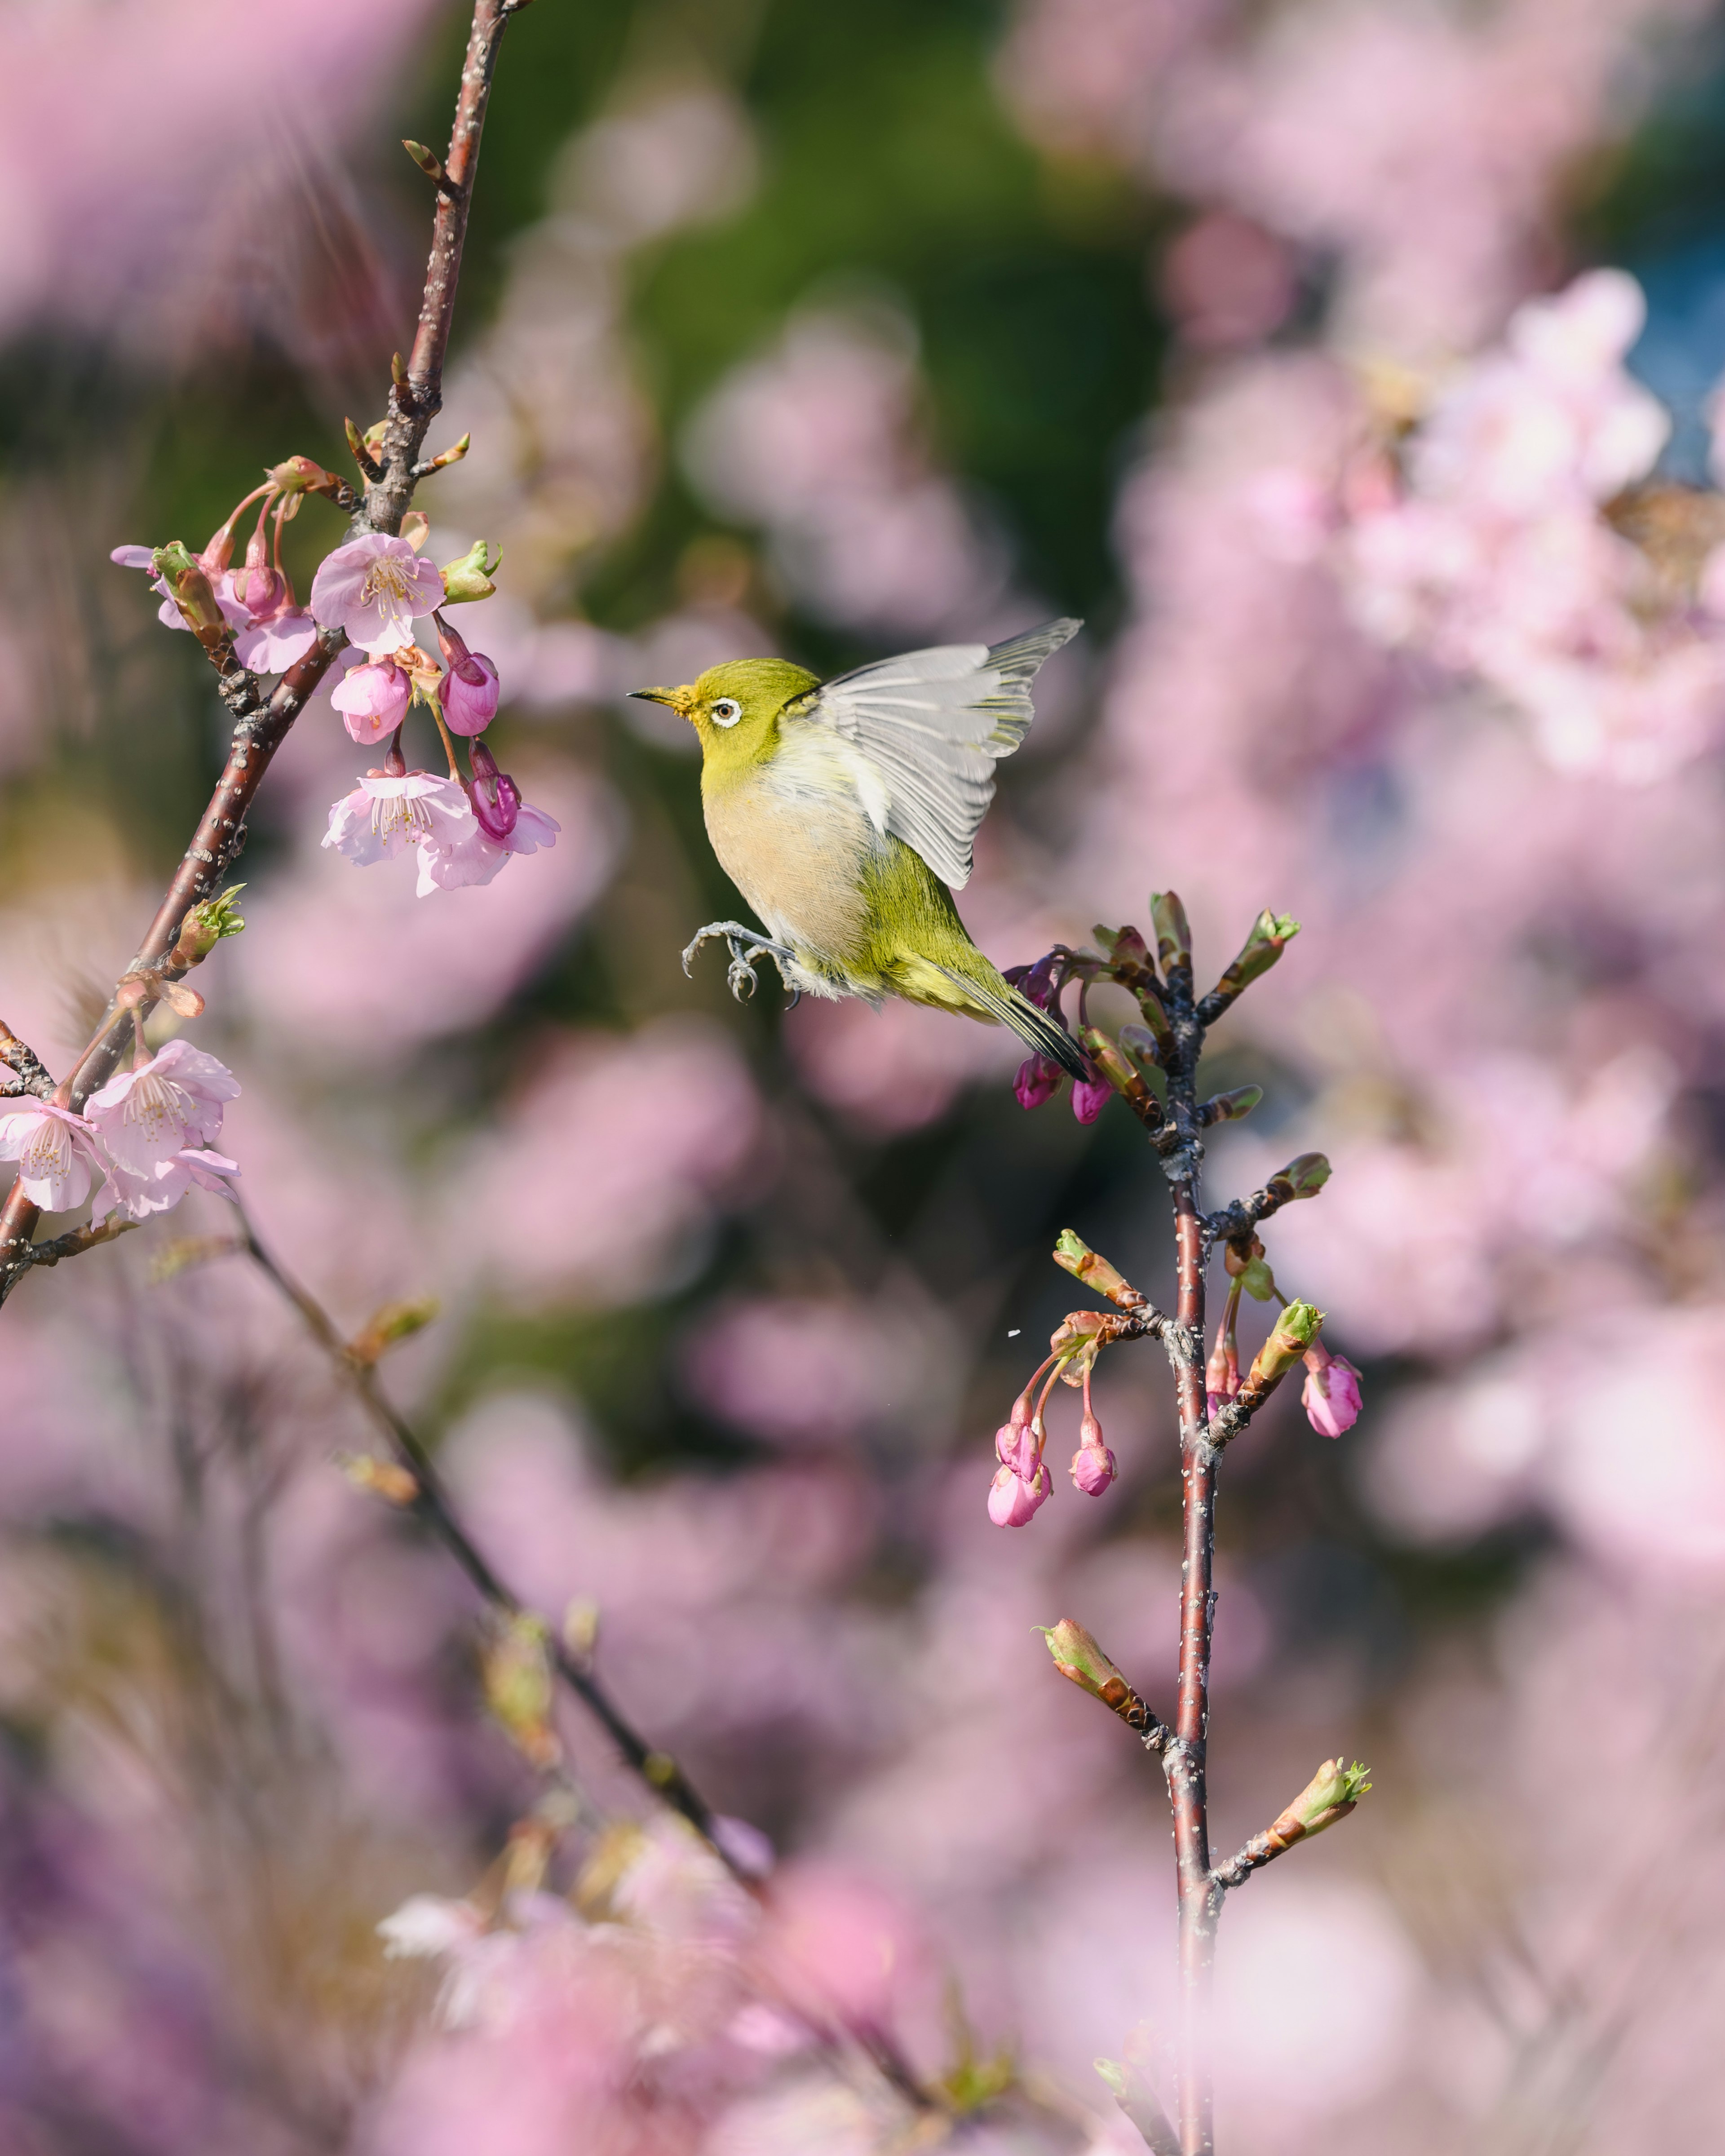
[811,617,1081,887]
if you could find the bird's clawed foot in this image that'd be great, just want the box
[681,921,803,1007]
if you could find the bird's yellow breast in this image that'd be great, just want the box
[700,722,883,963]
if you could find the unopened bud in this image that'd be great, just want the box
[266,454,338,497]
[337,1452,420,1507]
[1052,1229,1140,1310]
[1117,1023,1163,1071]
[421,431,472,473]
[1246,1299,1323,1387]
[1039,1619,1140,1716]
[151,542,229,640]
[402,137,445,182]
[1224,1240,1277,1303]
[1265,1151,1331,1205]
[1079,1027,1157,1114]
[1070,1413,1117,1494]
[1207,909,1301,1010]
[168,884,246,968]
[391,350,410,388]
[1269,1756,1372,1845]
[1014,1053,1062,1111]
[1200,1083,1262,1126]
[562,1596,601,1660]
[346,1295,440,1366]
[439,537,501,603]
[480,1611,561,1770]
[1150,890,1192,974]
[344,416,381,477]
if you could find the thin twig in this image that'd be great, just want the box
[234,1213,742,1874]
[0,0,522,1306]
[0,1021,56,1101]
[12,1217,138,1270]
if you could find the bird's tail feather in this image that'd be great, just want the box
[933,964,1092,1082]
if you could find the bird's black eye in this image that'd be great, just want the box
[711,698,743,727]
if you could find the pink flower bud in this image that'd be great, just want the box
[331,657,412,745]
[468,737,521,839]
[439,651,501,735]
[1071,1072,1112,1124]
[1070,1440,1116,1495]
[1301,1345,1363,1436]
[1014,1054,1061,1110]
[987,1460,1051,1527]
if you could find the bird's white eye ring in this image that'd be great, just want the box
[710,697,743,727]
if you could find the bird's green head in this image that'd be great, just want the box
[630,656,820,772]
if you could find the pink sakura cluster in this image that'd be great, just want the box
[115,478,558,899]
[1341,270,1725,781]
[0,1039,239,1222]
[1206,1232,1364,1440]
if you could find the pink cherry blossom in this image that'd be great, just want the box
[439,651,501,735]
[1071,1070,1112,1123]
[323,770,477,868]
[1301,1346,1364,1437]
[230,589,318,674]
[416,767,560,896]
[0,1101,105,1212]
[93,1145,240,1224]
[331,656,413,745]
[309,533,444,656]
[1014,1053,1061,1110]
[84,1038,239,1176]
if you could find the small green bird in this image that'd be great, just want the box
[631,619,1089,1080]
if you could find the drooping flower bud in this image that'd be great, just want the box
[1150,890,1192,974]
[434,612,501,734]
[1071,1069,1113,1124]
[1070,1412,1117,1494]
[1246,1299,1324,1387]
[439,536,502,603]
[332,655,413,745]
[1014,1053,1062,1110]
[1301,1342,1364,1436]
[987,1458,1051,1527]
[468,737,522,839]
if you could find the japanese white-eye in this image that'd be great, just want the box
[632,620,1088,1078]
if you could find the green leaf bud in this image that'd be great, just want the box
[1265,1151,1331,1205]
[1150,890,1192,973]
[1117,1023,1163,1071]
[151,542,228,639]
[1052,1230,1140,1309]
[346,1294,440,1367]
[1270,1756,1373,1843]
[1201,1083,1262,1125]
[1205,908,1302,1012]
[168,884,246,968]
[440,537,501,602]
[1247,1299,1324,1386]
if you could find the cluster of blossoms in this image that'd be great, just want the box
[0,1038,239,1222]
[115,472,559,899]
[1341,270,1725,781]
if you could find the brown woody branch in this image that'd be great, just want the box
[0,0,521,1301]
[10,1217,138,1271]
[0,1022,55,1100]
[236,1214,742,1874]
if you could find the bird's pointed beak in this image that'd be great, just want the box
[628,684,696,719]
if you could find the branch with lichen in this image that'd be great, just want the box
[997,895,1369,2156]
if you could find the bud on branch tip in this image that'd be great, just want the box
[1247,1299,1323,1387]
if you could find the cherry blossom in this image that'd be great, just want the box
[84,1039,239,1176]
[0,1101,104,1212]
[416,750,560,894]
[93,1145,240,1224]
[323,769,477,868]
[309,533,445,656]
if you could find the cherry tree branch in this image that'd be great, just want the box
[0,0,522,1303]
[234,1213,743,1874]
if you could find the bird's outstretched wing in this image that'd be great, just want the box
[809,618,1081,888]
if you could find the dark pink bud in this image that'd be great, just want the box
[468,737,521,839]
[440,650,501,735]
[1015,1054,1062,1111]
[1070,1408,1116,1494]
[1301,1345,1363,1437]
[1071,1072,1112,1124]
